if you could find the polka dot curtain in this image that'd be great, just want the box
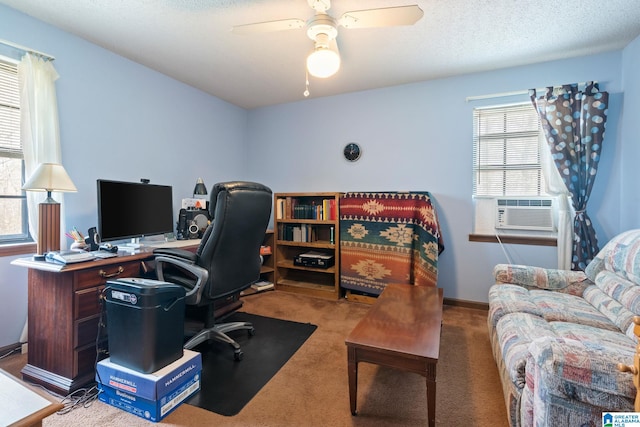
[530,82,608,271]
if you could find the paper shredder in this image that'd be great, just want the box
[105,278,186,373]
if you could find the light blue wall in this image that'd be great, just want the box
[246,50,625,305]
[0,5,249,348]
[621,35,640,230]
[0,2,638,348]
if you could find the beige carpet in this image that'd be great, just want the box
[0,290,508,426]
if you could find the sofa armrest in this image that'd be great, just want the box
[493,264,591,295]
[520,337,636,426]
[527,337,636,407]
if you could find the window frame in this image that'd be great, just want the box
[0,55,33,249]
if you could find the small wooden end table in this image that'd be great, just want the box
[345,284,444,427]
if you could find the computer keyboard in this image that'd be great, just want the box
[90,250,118,259]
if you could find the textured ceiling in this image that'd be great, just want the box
[2,0,640,109]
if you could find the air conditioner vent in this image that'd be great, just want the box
[495,198,554,231]
[496,198,552,207]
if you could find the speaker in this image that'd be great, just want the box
[177,210,188,240]
[177,208,210,240]
[188,221,199,239]
[86,226,100,251]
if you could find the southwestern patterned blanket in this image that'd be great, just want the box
[339,192,444,296]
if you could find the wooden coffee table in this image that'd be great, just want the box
[345,284,444,427]
[0,368,63,426]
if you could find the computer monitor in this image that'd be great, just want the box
[97,179,174,245]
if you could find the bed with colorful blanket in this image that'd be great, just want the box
[339,191,444,296]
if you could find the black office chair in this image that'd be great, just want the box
[154,181,272,360]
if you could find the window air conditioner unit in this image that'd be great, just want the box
[495,198,554,231]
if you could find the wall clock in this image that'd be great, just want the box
[343,143,362,162]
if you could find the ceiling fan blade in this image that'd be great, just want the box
[339,5,424,29]
[232,18,305,35]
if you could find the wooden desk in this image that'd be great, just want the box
[0,368,63,426]
[10,240,204,395]
[12,252,154,395]
[345,284,443,427]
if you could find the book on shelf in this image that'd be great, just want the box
[278,224,320,243]
[275,196,337,220]
[286,197,292,219]
[322,199,331,220]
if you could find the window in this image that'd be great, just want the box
[471,102,557,244]
[473,102,545,197]
[0,57,30,244]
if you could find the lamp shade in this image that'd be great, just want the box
[22,162,77,202]
[193,177,207,197]
[307,47,341,78]
[22,162,76,257]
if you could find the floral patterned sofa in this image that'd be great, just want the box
[488,229,640,426]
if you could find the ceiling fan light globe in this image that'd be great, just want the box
[307,48,340,78]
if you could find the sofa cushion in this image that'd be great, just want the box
[584,271,640,339]
[488,284,542,330]
[603,232,640,284]
[529,290,619,332]
[495,312,556,389]
[494,263,587,294]
[585,229,640,283]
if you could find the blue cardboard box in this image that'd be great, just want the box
[96,349,201,422]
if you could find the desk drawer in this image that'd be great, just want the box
[75,315,103,348]
[75,341,107,378]
[74,262,142,290]
[75,286,104,320]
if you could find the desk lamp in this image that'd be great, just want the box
[22,162,77,260]
[193,177,208,210]
[193,177,207,198]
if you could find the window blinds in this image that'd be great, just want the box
[472,103,545,197]
[0,60,21,159]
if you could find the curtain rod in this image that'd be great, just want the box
[465,81,598,102]
[0,39,55,62]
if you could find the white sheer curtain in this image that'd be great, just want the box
[538,131,573,270]
[18,53,67,248]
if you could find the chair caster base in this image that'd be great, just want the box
[234,350,244,361]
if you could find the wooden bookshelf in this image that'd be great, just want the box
[259,229,275,284]
[274,192,341,300]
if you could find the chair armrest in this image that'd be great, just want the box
[153,247,198,263]
[493,263,589,295]
[155,254,208,305]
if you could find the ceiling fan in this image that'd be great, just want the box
[232,0,424,82]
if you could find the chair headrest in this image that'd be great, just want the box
[208,181,273,219]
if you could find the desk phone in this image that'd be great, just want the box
[45,250,95,264]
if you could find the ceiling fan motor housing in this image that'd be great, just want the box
[307,14,338,43]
